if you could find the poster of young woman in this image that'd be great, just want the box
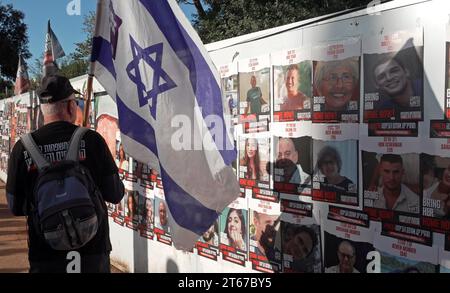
[219,197,248,267]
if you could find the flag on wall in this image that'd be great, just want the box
[43,20,66,77]
[91,0,239,250]
[14,55,30,96]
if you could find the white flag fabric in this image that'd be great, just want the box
[91,0,239,250]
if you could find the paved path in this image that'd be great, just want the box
[0,182,29,273]
[0,181,122,273]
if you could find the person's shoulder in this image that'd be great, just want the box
[402,183,419,198]
[84,128,107,143]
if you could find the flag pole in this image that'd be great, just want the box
[83,0,103,127]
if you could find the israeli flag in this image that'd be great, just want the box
[91,0,239,250]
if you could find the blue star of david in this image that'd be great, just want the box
[126,36,177,120]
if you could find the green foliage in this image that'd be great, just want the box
[177,0,372,43]
[0,3,30,80]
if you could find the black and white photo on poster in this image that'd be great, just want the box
[272,47,312,122]
[154,188,172,246]
[312,38,361,123]
[196,219,220,261]
[272,121,312,197]
[248,198,282,273]
[280,199,322,273]
[374,228,438,273]
[220,63,239,125]
[364,29,424,122]
[362,151,421,224]
[219,198,248,266]
[238,55,271,133]
[312,138,358,206]
[323,206,375,273]
[138,190,154,240]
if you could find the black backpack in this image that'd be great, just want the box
[21,127,104,251]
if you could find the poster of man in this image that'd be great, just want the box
[362,151,420,218]
[273,136,312,196]
[324,206,375,273]
[272,47,312,121]
[249,207,282,273]
[363,29,424,122]
[220,63,239,124]
[312,38,361,123]
[196,221,220,260]
[324,232,374,273]
[238,55,271,131]
[312,140,358,206]
[281,222,322,273]
[154,196,172,246]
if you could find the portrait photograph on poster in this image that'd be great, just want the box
[281,221,322,273]
[362,151,421,224]
[220,63,239,125]
[272,47,312,122]
[219,206,248,266]
[238,56,271,132]
[364,29,424,122]
[312,38,361,123]
[248,201,282,273]
[154,196,172,246]
[324,232,375,273]
[273,136,312,196]
[196,220,220,261]
[125,190,139,230]
[312,140,358,206]
[420,154,450,232]
[239,136,270,189]
[138,194,154,240]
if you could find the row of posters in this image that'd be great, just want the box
[220,29,426,133]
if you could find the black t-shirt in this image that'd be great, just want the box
[6,121,119,261]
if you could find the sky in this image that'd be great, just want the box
[1,0,197,70]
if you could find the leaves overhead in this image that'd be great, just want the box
[0,3,30,80]
[177,0,372,44]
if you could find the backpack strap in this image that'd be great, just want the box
[20,133,50,171]
[65,127,89,162]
